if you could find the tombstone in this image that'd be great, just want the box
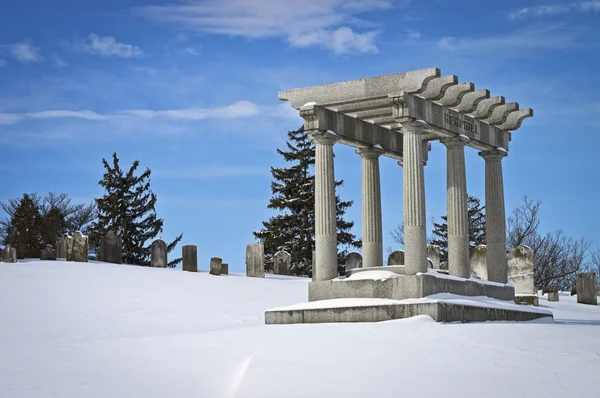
[387,250,404,266]
[274,251,292,275]
[470,245,487,280]
[427,245,441,269]
[576,273,598,305]
[67,231,88,262]
[542,286,558,295]
[182,245,198,272]
[221,263,229,275]
[344,252,362,273]
[548,292,559,302]
[56,236,68,259]
[210,257,222,276]
[40,244,57,261]
[246,243,264,278]
[150,239,167,268]
[100,230,122,264]
[1,244,17,263]
[507,246,536,295]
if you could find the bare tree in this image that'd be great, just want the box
[507,195,541,249]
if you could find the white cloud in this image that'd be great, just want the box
[508,2,600,20]
[184,46,202,55]
[135,0,395,53]
[84,34,142,58]
[122,100,260,120]
[0,42,42,62]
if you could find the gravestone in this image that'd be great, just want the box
[427,245,441,269]
[40,244,57,261]
[182,245,198,272]
[274,251,291,275]
[387,250,404,266]
[2,244,17,263]
[67,231,88,262]
[56,236,68,259]
[548,292,559,302]
[508,246,536,295]
[221,263,229,275]
[470,245,487,280]
[576,272,598,305]
[151,239,167,268]
[246,243,264,278]
[210,257,222,276]
[344,252,362,272]
[101,230,122,264]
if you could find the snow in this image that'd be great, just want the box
[342,269,397,281]
[1,260,600,398]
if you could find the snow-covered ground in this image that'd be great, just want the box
[1,260,599,398]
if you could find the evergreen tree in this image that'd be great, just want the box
[430,194,486,267]
[89,153,183,267]
[40,206,69,247]
[5,194,43,258]
[254,126,360,276]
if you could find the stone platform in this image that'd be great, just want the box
[265,296,553,324]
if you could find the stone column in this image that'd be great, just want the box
[356,147,384,268]
[402,129,428,275]
[442,136,470,278]
[480,150,508,283]
[312,132,338,281]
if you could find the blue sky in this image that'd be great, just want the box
[1,0,599,271]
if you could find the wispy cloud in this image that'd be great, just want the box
[50,54,68,68]
[83,34,142,58]
[508,2,600,20]
[135,0,397,54]
[0,42,43,62]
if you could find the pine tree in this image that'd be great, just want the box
[89,153,183,267]
[254,126,360,276]
[5,194,43,258]
[430,194,486,267]
[40,206,69,247]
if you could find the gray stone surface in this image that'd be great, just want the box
[274,250,291,275]
[356,147,383,268]
[508,245,535,295]
[427,245,441,269]
[576,273,598,305]
[470,245,488,280]
[40,244,56,261]
[182,245,197,272]
[210,257,222,276]
[67,231,88,262]
[344,252,362,273]
[548,292,559,302]
[150,239,167,268]
[311,250,316,281]
[515,295,539,306]
[387,250,405,266]
[2,244,17,263]
[100,230,122,264]
[265,300,551,325]
[221,263,229,275]
[56,236,67,258]
[246,243,264,278]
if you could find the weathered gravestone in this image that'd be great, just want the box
[246,243,264,278]
[40,244,57,261]
[544,286,559,302]
[150,239,167,268]
[548,292,559,302]
[508,246,537,306]
[100,230,122,264]
[274,250,291,275]
[210,257,222,276]
[182,245,198,272]
[345,252,362,272]
[67,231,88,262]
[221,263,229,275]
[56,236,68,259]
[470,245,487,280]
[2,244,17,263]
[576,272,598,305]
[387,250,404,266]
[427,245,441,269]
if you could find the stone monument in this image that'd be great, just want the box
[274,250,291,275]
[547,286,559,302]
[344,252,362,273]
[387,250,404,266]
[576,273,598,305]
[2,244,17,263]
[210,257,222,276]
[40,244,57,261]
[427,245,441,269]
[67,231,88,262]
[56,236,68,258]
[182,245,198,272]
[508,246,537,306]
[100,230,122,264]
[151,239,167,268]
[246,243,264,278]
[221,263,229,275]
[470,245,488,280]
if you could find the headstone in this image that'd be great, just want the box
[56,236,67,259]
[221,263,229,275]
[542,286,558,295]
[576,272,598,305]
[246,243,264,278]
[182,245,198,272]
[344,252,362,272]
[387,250,404,266]
[150,239,167,268]
[40,244,57,260]
[427,258,434,269]
[100,230,122,264]
[507,246,536,295]
[427,245,441,269]
[274,251,291,275]
[470,245,487,280]
[1,244,17,263]
[548,292,559,302]
[210,257,222,276]
[67,231,88,262]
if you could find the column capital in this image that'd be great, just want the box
[355,146,384,158]
[399,121,429,135]
[441,134,469,149]
[479,149,507,161]
[309,130,337,146]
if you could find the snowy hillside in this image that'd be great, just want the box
[1,260,599,398]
